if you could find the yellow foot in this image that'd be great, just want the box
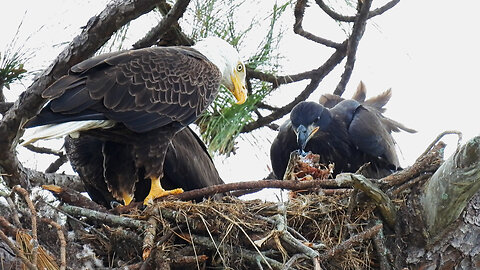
[143,176,183,205]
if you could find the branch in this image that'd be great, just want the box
[132,0,192,49]
[333,0,372,96]
[40,218,66,270]
[185,233,284,270]
[421,136,480,240]
[0,230,37,270]
[22,166,85,192]
[247,68,307,88]
[293,0,342,48]
[22,144,69,173]
[380,141,445,187]
[0,0,161,188]
[241,41,348,133]
[58,204,146,229]
[12,185,38,266]
[344,174,396,228]
[165,178,352,202]
[0,101,13,114]
[315,0,400,22]
[42,185,106,212]
[318,223,383,262]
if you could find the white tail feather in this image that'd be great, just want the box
[21,120,115,146]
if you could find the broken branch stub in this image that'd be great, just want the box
[421,136,480,239]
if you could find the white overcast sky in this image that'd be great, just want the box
[2,0,479,200]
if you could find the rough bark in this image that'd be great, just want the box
[421,136,480,240]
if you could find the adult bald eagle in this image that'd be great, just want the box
[270,82,415,179]
[22,37,246,205]
[64,126,223,208]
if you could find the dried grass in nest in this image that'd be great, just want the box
[16,230,59,270]
[136,188,380,269]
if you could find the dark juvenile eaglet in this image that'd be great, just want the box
[270,81,416,179]
[22,37,247,205]
[64,127,223,208]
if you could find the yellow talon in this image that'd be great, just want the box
[143,176,183,205]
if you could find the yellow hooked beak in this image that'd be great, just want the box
[230,73,247,104]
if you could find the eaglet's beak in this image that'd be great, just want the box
[296,124,319,152]
[230,73,247,104]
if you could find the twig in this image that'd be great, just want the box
[12,185,38,266]
[283,254,308,270]
[272,214,321,259]
[418,130,462,159]
[348,174,396,228]
[241,40,348,134]
[23,167,84,193]
[185,233,284,270]
[389,173,432,196]
[333,0,372,96]
[0,101,14,114]
[40,218,66,270]
[132,0,191,49]
[59,204,145,229]
[22,144,63,157]
[6,196,22,228]
[42,184,107,212]
[0,230,37,270]
[171,254,208,267]
[318,223,383,262]
[315,0,400,22]
[381,142,445,187]
[371,221,392,270]
[293,0,342,48]
[44,155,68,173]
[142,216,157,260]
[167,179,351,202]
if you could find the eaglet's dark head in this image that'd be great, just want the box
[290,101,332,151]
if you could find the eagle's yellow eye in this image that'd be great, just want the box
[236,63,244,73]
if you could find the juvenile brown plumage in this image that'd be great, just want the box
[22,37,247,205]
[64,127,223,208]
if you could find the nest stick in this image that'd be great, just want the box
[348,174,396,228]
[41,218,66,270]
[169,179,349,202]
[318,223,383,262]
[142,216,157,260]
[12,185,38,267]
[59,204,145,229]
[0,230,37,270]
[372,221,392,270]
[6,196,22,228]
[187,233,284,270]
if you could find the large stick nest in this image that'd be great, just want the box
[0,139,448,269]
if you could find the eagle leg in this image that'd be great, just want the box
[143,176,184,205]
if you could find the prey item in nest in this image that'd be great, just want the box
[283,150,334,181]
[283,151,334,198]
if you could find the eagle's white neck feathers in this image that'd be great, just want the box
[192,37,241,86]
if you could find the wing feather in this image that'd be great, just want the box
[33,46,221,132]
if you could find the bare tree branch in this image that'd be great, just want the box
[132,0,192,49]
[334,0,372,96]
[241,41,347,133]
[293,0,343,48]
[316,0,400,22]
